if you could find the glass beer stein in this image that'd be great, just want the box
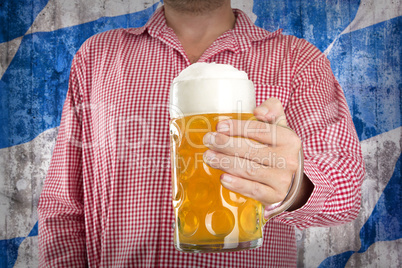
[169,63,303,253]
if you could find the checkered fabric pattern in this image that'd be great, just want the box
[38,7,365,267]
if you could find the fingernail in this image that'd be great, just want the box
[258,107,269,116]
[255,107,270,121]
[221,174,233,184]
[217,121,230,133]
[203,132,214,146]
[203,150,219,167]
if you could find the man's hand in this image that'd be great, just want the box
[203,98,305,210]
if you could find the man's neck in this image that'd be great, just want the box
[164,2,236,63]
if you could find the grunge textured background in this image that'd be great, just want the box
[0,0,400,267]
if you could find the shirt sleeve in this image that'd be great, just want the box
[272,48,365,230]
[37,47,87,267]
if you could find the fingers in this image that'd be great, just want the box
[213,120,301,150]
[203,150,292,204]
[220,174,285,205]
[203,131,296,169]
[253,97,287,127]
[200,97,301,206]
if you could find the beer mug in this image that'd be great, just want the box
[169,63,303,253]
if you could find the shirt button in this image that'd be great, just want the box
[285,217,294,220]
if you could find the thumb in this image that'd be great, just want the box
[253,97,287,127]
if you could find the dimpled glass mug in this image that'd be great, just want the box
[169,63,303,253]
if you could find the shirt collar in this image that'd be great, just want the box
[124,6,282,53]
[230,9,283,51]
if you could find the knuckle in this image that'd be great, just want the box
[253,130,269,142]
[275,189,287,202]
[269,98,284,112]
[246,161,258,176]
[276,174,293,200]
[289,133,301,148]
[283,133,301,171]
[271,97,281,102]
[247,143,260,159]
[213,133,228,147]
[251,182,263,197]
[269,97,280,105]
[273,100,283,110]
[286,156,299,171]
[255,121,270,133]
[246,121,270,139]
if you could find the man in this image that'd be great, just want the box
[38,0,365,267]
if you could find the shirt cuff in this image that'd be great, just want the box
[271,159,334,230]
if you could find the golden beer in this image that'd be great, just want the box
[169,63,304,252]
[169,62,264,252]
[170,112,264,252]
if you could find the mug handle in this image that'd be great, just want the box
[262,145,304,224]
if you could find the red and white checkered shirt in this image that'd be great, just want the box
[38,7,365,268]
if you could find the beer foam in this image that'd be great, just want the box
[170,63,256,118]
[173,62,249,82]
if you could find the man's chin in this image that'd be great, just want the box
[164,0,227,14]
